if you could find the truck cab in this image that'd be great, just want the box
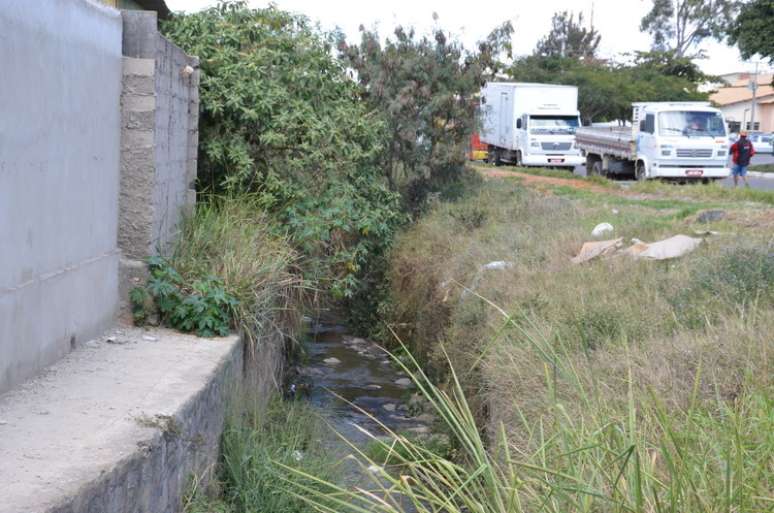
[480,82,584,169]
[517,112,583,167]
[633,102,729,180]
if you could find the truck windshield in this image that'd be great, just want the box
[658,111,726,137]
[529,115,580,134]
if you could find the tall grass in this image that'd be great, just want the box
[170,195,307,351]
[308,180,773,512]
[282,319,772,513]
[185,396,332,513]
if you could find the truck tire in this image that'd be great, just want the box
[635,161,647,181]
[491,148,503,167]
[515,151,523,167]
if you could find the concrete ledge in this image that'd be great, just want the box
[0,327,243,513]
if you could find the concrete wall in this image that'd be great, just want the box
[0,0,123,393]
[119,11,198,263]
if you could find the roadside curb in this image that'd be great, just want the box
[748,171,774,179]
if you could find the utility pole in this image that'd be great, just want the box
[749,61,759,131]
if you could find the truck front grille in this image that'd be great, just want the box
[676,148,713,158]
[541,142,572,151]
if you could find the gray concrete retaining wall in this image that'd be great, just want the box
[0,0,123,393]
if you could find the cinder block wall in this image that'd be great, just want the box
[0,0,123,393]
[119,11,198,262]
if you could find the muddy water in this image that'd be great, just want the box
[294,323,432,446]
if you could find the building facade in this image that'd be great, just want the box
[710,74,774,133]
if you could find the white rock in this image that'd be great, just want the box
[365,384,382,390]
[142,335,158,342]
[591,222,614,237]
[394,378,412,387]
[382,403,396,412]
[482,260,514,271]
[323,357,341,366]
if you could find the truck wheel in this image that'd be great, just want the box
[515,151,522,167]
[635,161,647,181]
[492,149,502,167]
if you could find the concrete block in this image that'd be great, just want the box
[122,56,155,77]
[122,93,156,113]
[121,11,158,59]
[123,74,155,96]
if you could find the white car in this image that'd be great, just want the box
[749,132,773,154]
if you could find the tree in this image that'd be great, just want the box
[640,0,736,58]
[162,1,403,301]
[508,54,707,124]
[338,21,512,207]
[535,11,601,60]
[727,0,774,63]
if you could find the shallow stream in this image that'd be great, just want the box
[293,322,433,446]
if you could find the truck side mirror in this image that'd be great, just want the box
[516,119,522,129]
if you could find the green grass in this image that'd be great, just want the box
[170,195,307,350]
[749,163,774,173]
[185,396,332,513]
[630,180,774,206]
[329,178,774,512]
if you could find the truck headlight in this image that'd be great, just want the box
[717,149,727,157]
[660,145,672,156]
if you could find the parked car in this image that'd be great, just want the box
[748,132,773,154]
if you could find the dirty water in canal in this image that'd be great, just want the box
[294,322,434,439]
[289,321,436,487]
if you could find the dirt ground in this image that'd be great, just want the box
[479,167,613,194]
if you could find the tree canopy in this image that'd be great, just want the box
[640,0,736,58]
[535,11,601,60]
[508,53,707,123]
[727,0,774,63]
[337,21,512,207]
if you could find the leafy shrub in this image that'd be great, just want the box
[165,196,303,350]
[131,256,238,337]
[163,2,404,305]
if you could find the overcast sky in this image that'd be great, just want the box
[165,0,770,76]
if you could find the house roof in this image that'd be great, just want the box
[710,74,774,106]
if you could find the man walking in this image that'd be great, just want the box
[730,130,755,187]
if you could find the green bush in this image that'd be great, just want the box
[163,2,404,309]
[131,256,238,337]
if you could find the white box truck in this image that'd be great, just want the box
[576,102,730,181]
[479,82,584,168]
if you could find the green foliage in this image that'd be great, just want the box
[509,53,707,123]
[338,21,512,209]
[132,256,238,337]
[535,11,601,59]
[728,0,774,63]
[640,0,736,57]
[163,1,404,304]
[186,397,331,513]
[166,196,303,349]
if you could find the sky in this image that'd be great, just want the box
[165,0,771,77]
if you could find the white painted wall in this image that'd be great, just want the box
[0,0,123,392]
[719,95,774,132]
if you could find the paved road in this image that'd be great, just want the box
[572,152,774,191]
